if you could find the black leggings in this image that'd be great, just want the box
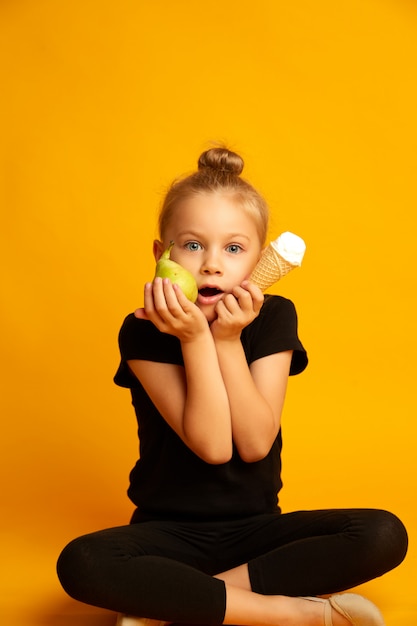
[57,508,407,625]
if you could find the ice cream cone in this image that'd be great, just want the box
[250,232,306,291]
[250,246,295,290]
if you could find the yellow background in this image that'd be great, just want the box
[1,1,416,624]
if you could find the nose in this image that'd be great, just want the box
[201,249,223,276]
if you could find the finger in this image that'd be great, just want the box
[221,292,241,315]
[172,283,196,311]
[214,298,228,319]
[162,280,186,314]
[151,277,172,315]
[143,281,157,314]
[154,279,192,322]
[239,280,259,295]
[240,281,264,311]
[144,280,175,327]
[134,307,148,319]
[241,279,263,298]
[231,285,255,312]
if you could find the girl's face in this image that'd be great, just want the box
[154,192,264,322]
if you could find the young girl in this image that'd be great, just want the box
[57,147,407,626]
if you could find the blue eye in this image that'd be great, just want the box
[226,244,242,254]
[185,241,202,251]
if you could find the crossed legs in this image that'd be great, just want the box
[57,508,407,624]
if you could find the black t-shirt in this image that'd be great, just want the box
[114,295,308,521]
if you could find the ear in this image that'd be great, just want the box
[153,239,164,262]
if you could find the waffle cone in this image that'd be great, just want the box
[250,244,297,291]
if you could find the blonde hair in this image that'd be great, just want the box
[158,147,269,245]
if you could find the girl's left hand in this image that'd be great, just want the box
[210,281,264,341]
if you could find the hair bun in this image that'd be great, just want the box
[198,147,244,176]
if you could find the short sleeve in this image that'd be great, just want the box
[113,314,183,388]
[114,296,307,388]
[241,295,308,375]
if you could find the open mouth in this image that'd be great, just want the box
[198,287,223,298]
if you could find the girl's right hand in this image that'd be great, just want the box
[135,277,208,342]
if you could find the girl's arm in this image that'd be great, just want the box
[213,341,292,462]
[211,282,292,462]
[128,278,233,464]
